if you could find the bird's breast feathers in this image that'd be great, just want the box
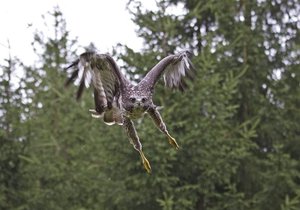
[125,107,147,119]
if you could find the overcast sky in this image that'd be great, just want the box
[0,0,158,65]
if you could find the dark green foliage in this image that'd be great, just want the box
[0,54,28,209]
[117,0,300,209]
[0,1,299,210]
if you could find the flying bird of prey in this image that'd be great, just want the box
[65,51,195,173]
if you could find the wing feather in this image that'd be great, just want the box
[139,51,195,91]
[65,52,127,113]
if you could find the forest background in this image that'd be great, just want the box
[0,0,299,210]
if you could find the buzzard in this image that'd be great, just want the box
[65,51,195,173]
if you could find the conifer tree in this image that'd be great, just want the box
[0,45,29,209]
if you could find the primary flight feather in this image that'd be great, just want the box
[65,51,195,173]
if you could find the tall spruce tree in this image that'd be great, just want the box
[0,47,29,209]
[14,7,124,210]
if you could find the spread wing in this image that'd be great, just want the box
[139,51,195,91]
[65,52,128,113]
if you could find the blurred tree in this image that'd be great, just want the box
[9,7,125,210]
[0,45,29,209]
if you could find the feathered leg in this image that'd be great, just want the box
[147,107,179,149]
[123,117,151,173]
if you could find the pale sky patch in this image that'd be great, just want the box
[0,0,157,65]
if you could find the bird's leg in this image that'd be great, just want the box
[147,107,179,150]
[123,117,151,173]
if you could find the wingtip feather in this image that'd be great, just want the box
[65,69,79,87]
[163,51,196,91]
[64,59,79,71]
[76,80,85,100]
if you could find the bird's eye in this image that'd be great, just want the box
[130,97,136,103]
[141,98,147,103]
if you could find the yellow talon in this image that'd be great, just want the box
[168,135,179,150]
[139,151,151,173]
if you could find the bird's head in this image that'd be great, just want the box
[123,86,152,111]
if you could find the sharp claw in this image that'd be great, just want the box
[168,135,180,150]
[89,109,104,118]
[139,151,151,173]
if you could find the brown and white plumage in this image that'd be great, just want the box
[65,51,195,173]
[65,52,128,125]
[139,51,195,91]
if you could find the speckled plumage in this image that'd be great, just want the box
[65,51,195,173]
